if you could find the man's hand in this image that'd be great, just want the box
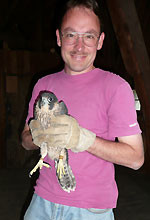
[29,115,96,153]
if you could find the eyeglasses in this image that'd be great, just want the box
[61,31,100,47]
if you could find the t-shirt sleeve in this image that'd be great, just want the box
[108,81,141,138]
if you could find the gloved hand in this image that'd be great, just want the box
[29,115,96,153]
[29,119,45,147]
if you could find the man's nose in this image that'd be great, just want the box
[74,36,85,51]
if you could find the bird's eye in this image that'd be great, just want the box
[48,97,53,102]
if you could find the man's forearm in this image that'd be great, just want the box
[87,135,144,170]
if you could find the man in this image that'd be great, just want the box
[22,0,144,219]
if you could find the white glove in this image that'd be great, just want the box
[29,115,96,152]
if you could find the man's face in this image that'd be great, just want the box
[56,7,105,75]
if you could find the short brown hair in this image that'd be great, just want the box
[56,0,103,32]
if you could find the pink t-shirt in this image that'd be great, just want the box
[26,68,141,209]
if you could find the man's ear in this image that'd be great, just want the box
[97,32,105,50]
[56,29,61,47]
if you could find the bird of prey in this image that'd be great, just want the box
[29,91,76,193]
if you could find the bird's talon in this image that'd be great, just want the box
[43,161,51,169]
[29,157,50,177]
[57,158,65,179]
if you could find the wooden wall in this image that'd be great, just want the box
[106,0,150,171]
[0,49,62,168]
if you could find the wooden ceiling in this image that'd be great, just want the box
[0,0,149,85]
[0,0,149,56]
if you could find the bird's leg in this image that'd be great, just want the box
[40,142,51,168]
[56,149,66,179]
[29,142,51,177]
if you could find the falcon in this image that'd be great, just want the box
[29,91,76,193]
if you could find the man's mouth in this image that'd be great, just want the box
[70,52,87,61]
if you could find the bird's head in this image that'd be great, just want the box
[37,91,58,111]
[34,91,59,121]
[34,91,68,122]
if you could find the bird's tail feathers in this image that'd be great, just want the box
[55,155,76,193]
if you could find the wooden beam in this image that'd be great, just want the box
[106,0,150,170]
[0,52,6,168]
